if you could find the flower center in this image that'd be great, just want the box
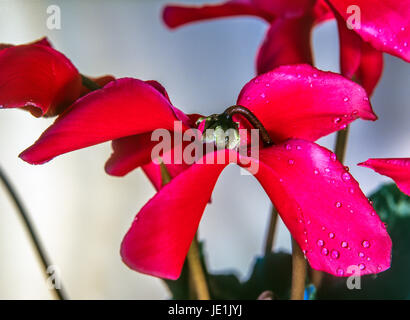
[196,105,273,150]
[196,113,240,150]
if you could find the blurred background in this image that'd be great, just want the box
[0,0,409,299]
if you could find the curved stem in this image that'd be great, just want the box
[160,162,210,300]
[290,238,306,300]
[81,74,101,91]
[0,166,67,300]
[224,105,273,147]
[264,205,278,256]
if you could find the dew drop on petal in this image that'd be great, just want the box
[260,93,266,98]
[314,169,319,175]
[337,268,344,276]
[359,263,366,270]
[321,248,329,256]
[335,201,342,208]
[331,250,340,259]
[343,97,349,102]
[333,117,341,124]
[330,153,337,161]
[341,241,348,248]
[342,172,351,181]
[328,232,335,239]
[317,239,325,247]
[359,252,365,258]
[285,143,291,150]
[361,240,370,248]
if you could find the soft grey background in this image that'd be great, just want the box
[0,0,409,299]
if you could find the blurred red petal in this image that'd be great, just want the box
[0,44,82,117]
[359,158,410,196]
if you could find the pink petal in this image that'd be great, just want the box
[105,133,157,177]
[141,160,192,192]
[355,43,384,96]
[335,11,362,78]
[256,16,314,75]
[252,0,316,18]
[236,64,376,143]
[328,0,410,62]
[0,44,82,117]
[121,150,234,279]
[335,10,384,95]
[253,139,391,276]
[359,158,410,196]
[163,0,273,29]
[20,78,189,165]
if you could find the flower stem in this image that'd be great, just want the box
[159,162,210,300]
[224,105,273,146]
[264,205,278,256]
[290,237,306,300]
[81,74,101,91]
[0,166,67,300]
[334,125,350,163]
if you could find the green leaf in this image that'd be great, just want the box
[317,183,410,299]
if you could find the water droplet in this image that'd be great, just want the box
[377,265,382,271]
[328,232,335,239]
[378,28,382,33]
[359,263,366,270]
[298,219,303,224]
[325,168,330,173]
[309,83,313,88]
[321,248,329,256]
[279,178,284,183]
[367,257,371,261]
[321,226,326,231]
[343,97,349,102]
[317,239,325,247]
[404,42,408,47]
[333,117,341,124]
[296,145,302,150]
[254,79,260,84]
[337,268,344,276]
[335,201,342,208]
[265,83,270,87]
[285,143,291,150]
[344,166,350,172]
[401,26,406,31]
[361,240,370,248]
[246,96,251,101]
[358,252,365,258]
[314,169,319,175]
[330,153,337,161]
[331,250,340,259]
[341,241,348,248]
[288,159,295,165]
[342,172,351,181]
[260,93,266,98]
[349,187,355,194]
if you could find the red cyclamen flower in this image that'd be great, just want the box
[19,64,390,279]
[359,158,410,196]
[163,0,410,95]
[0,38,114,117]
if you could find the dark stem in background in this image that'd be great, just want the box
[334,125,350,164]
[264,206,278,256]
[81,74,101,91]
[290,238,307,300]
[160,163,210,300]
[0,166,67,300]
